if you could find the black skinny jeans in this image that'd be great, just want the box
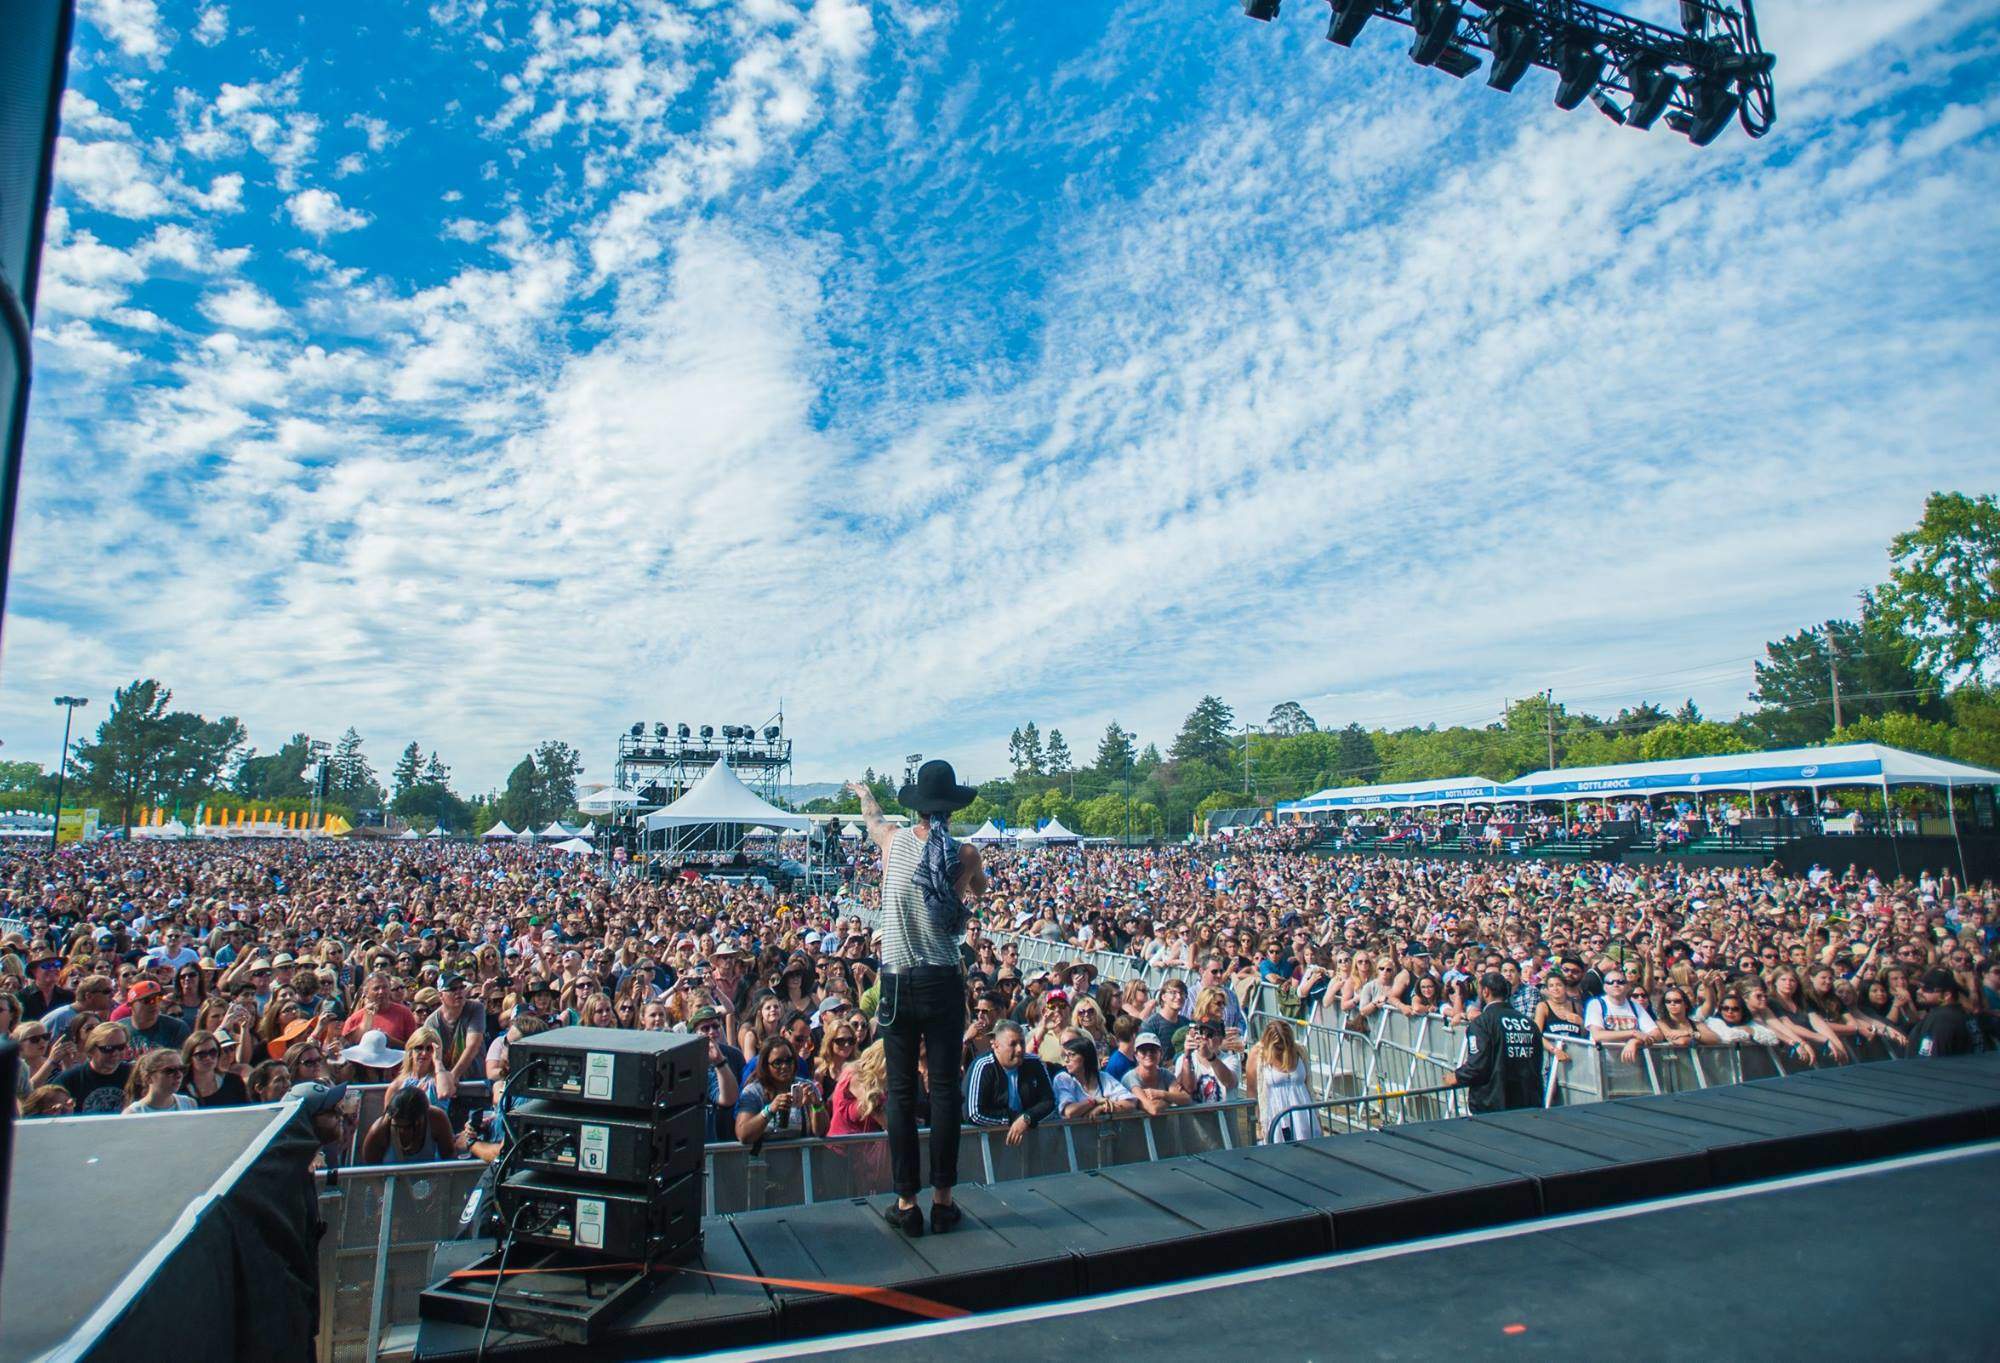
[879,964,965,1197]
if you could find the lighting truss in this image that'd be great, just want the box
[1243,0,1776,145]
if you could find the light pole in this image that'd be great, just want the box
[49,695,88,851]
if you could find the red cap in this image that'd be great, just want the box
[126,979,164,1004]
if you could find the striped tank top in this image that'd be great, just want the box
[879,826,960,971]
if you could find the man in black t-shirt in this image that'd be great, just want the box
[58,1022,135,1114]
[1909,969,1975,1059]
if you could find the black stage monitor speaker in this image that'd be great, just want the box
[507,1099,703,1184]
[496,1169,702,1261]
[510,1027,705,1110]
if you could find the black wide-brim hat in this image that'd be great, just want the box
[899,759,980,815]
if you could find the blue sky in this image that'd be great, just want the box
[2,0,1996,793]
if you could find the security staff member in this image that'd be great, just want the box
[1445,972,1543,1113]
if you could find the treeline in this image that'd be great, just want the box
[807,492,2000,836]
[3,679,585,834]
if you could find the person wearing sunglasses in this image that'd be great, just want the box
[123,1049,197,1114]
[181,1028,249,1108]
[56,1021,136,1114]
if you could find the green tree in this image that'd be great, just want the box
[1008,723,1045,777]
[1045,729,1072,777]
[499,757,540,829]
[1874,491,2000,681]
[234,732,315,802]
[1638,720,1752,762]
[1334,723,1379,784]
[959,794,1004,831]
[1194,790,1247,831]
[1093,721,1137,776]
[533,740,585,820]
[1266,701,1317,736]
[0,760,49,799]
[330,727,384,811]
[390,742,423,800]
[1830,713,1956,760]
[1747,615,1942,747]
[68,680,246,826]
[1170,696,1235,766]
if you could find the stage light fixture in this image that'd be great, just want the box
[629,723,643,738]
[1326,0,1373,48]
[1667,70,1738,145]
[677,724,691,740]
[1624,60,1678,130]
[1482,3,1535,91]
[1432,43,1479,77]
[1552,37,1604,110]
[654,722,668,738]
[1243,0,1282,19]
[763,725,780,741]
[1591,89,1627,124]
[1408,0,1463,69]
[699,725,714,740]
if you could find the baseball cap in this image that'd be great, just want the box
[1919,968,1959,994]
[689,1005,721,1026]
[1134,1032,1163,1051]
[126,979,164,1003]
[290,1081,349,1119]
[272,952,296,967]
[438,972,466,989]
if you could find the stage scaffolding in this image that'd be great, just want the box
[613,718,793,811]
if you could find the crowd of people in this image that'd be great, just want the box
[2,827,1993,1157]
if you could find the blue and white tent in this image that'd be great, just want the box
[1278,743,2000,815]
[1498,742,2000,801]
[1281,777,1517,814]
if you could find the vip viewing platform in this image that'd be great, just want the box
[1276,742,2000,879]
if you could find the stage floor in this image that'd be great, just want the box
[709,1142,2000,1362]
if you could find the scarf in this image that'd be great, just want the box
[913,813,968,938]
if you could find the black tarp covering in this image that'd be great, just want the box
[0,1103,322,1363]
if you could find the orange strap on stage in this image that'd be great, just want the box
[447,1260,970,1322]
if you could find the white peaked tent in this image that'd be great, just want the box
[552,837,595,855]
[427,826,449,838]
[576,787,640,814]
[579,821,596,837]
[1034,819,1082,842]
[482,820,516,839]
[643,760,811,833]
[539,821,574,839]
[514,826,540,841]
[964,821,1006,843]
[399,828,421,840]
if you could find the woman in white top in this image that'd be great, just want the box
[1052,1031,1137,1120]
[123,1048,198,1114]
[1246,1020,1320,1142]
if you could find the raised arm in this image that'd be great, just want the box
[847,781,898,858]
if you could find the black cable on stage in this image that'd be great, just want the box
[473,1203,531,1363]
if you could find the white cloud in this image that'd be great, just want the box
[334,153,365,178]
[200,282,287,331]
[286,187,371,236]
[345,114,401,152]
[82,0,169,61]
[55,138,172,217]
[193,3,228,46]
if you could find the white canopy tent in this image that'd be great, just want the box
[642,760,809,861]
[552,837,595,855]
[399,828,420,840]
[539,821,576,839]
[576,787,640,814]
[964,820,1006,843]
[427,826,450,839]
[1033,818,1082,842]
[482,821,516,839]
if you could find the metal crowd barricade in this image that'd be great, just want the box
[317,1159,488,1363]
[700,1100,1257,1213]
[338,1081,493,1164]
[1266,1082,1468,1142]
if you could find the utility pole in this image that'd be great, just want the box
[1824,626,1844,731]
[1545,690,1558,769]
[1243,722,1253,795]
[49,696,89,851]
[1124,756,1132,845]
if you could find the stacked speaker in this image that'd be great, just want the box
[497,1026,708,1263]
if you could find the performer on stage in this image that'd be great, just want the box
[848,762,986,1236]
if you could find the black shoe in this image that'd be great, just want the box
[929,1200,962,1234]
[884,1202,924,1237]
